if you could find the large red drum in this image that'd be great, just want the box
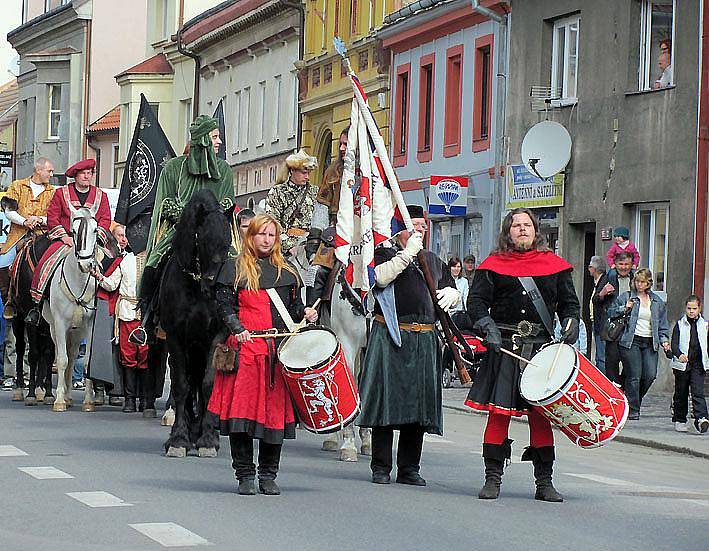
[520,343,629,448]
[278,327,360,434]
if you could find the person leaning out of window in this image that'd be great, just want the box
[608,268,670,420]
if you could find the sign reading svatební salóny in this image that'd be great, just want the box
[428,176,468,216]
[505,165,565,209]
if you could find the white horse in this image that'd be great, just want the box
[289,244,371,461]
[323,275,371,461]
[45,207,112,412]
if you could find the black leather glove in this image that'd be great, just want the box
[224,314,245,336]
[560,317,580,345]
[474,316,502,353]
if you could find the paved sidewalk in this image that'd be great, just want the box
[443,385,709,459]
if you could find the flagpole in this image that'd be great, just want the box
[333,38,472,385]
[334,38,414,233]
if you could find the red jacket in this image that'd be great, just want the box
[47,184,111,241]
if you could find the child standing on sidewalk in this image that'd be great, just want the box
[670,295,709,433]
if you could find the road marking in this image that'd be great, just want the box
[684,499,709,508]
[563,473,637,487]
[129,523,212,548]
[425,435,454,444]
[0,445,28,457]
[67,491,133,508]
[18,466,74,479]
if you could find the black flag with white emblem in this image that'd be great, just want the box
[115,94,175,253]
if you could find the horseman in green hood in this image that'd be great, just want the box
[131,115,236,345]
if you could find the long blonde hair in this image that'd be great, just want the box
[237,213,297,291]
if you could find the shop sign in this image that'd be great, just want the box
[505,164,564,209]
[428,175,468,216]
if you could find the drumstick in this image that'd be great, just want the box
[546,319,571,384]
[499,347,545,371]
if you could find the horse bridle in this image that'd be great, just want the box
[174,230,204,281]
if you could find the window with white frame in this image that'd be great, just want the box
[258,81,266,146]
[232,91,241,152]
[290,71,298,138]
[635,203,669,297]
[241,87,250,151]
[181,99,192,145]
[111,143,119,188]
[161,0,171,39]
[273,75,282,142]
[48,85,61,139]
[639,0,675,90]
[551,15,580,102]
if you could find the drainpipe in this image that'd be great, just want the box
[82,18,92,159]
[177,25,201,120]
[694,0,709,299]
[472,1,509,245]
[282,0,305,148]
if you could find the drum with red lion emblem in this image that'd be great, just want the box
[278,327,360,434]
[520,343,629,448]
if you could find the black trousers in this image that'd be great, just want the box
[229,433,282,481]
[605,340,623,385]
[371,424,425,475]
[672,363,708,423]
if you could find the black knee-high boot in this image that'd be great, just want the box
[370,427,394,483]
[122,367,137,413]
[478,438,513,499]
[257,441,282,495]
[229,434,256,495]
[396,424,426,486]
[521,446,563,502]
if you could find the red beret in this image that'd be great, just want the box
[65,159,96,178]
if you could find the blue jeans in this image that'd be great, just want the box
[593,332,606,375]
[73,342,87,383]
[619,336,658,415]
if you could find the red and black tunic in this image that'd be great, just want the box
[464,250,580,416]
[208,259,305,444]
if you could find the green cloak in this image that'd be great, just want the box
[144,155,235,269]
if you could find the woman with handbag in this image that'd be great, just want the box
[208,213,318,496]
[608,268,670,420]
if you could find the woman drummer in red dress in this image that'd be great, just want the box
[209,213,318,496]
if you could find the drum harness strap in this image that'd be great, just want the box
[509,277,556,360]
[266,288,298,388]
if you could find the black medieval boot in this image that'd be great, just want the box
[122,367,137,413]
[396,424,426,486]
[230,434,256,495]
[478,438,512,500]
[521,446,563,502]
[258,441,282,495]
[138,368,156,418]
[370,427,394,484]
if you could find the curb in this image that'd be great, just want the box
[443,404,709,461]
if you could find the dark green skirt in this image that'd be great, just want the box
[358,322,443,435]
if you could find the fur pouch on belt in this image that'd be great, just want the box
[213,343,238,373]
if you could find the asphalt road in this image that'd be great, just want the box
[1,392,708,551]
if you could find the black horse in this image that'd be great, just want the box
[8,233,56,405]
[160,189,232,457]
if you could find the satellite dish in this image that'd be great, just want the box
[521,121,572,179]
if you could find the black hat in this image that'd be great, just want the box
[407,204,425,219]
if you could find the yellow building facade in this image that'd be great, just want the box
[299,1,413,187]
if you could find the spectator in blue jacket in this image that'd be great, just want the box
[609,268,670,420]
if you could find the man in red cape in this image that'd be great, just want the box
[466,207,580,502]
[26,159,111,324]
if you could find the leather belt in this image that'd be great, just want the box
[375,314,434,332]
